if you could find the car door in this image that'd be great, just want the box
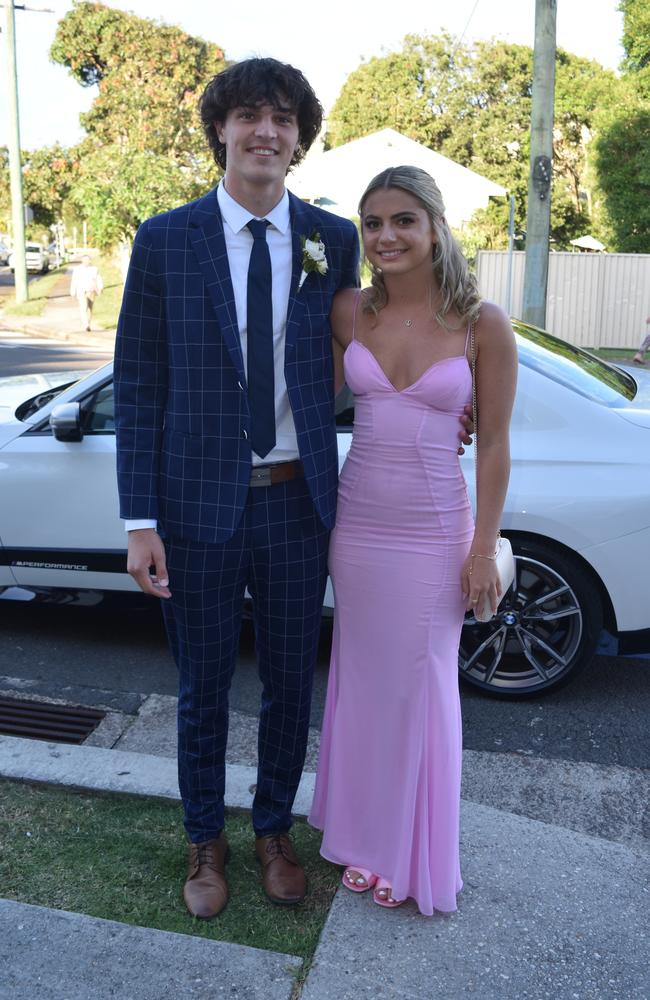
[0,376,135,593]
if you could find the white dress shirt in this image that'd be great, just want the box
[125,181,299,532]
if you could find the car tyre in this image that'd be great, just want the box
[459,536,603,698]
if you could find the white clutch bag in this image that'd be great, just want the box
[470,323,515,624]
[474,534,515,623]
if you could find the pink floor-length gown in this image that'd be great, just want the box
[309,323,474,916]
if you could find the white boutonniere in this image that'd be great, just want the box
[298,231,328,291]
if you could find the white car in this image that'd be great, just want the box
[8,242,51,274]
[1,323,649,698]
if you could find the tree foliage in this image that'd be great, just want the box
[326,34,621,250]
[593,103,650,252]
[590,0,650,252]
[0,147,10,232]
[619,0,650,93]
[66,147,200,249]
[22,145,79,228]
[48,0,226,247]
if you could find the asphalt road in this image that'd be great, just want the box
[1,336,648,773]
[0,333,112,379]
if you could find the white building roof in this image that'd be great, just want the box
[288,128,507,228]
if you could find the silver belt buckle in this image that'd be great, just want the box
[250,465,273,487]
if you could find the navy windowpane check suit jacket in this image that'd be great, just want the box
[114,187,360,542]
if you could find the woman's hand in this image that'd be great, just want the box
[461,552,502,619]
[457,403,475,455]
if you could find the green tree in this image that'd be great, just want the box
[327,34,620,250]
[593,85,650,252]
[49,0,226,246]
[591,0,650,251]
[68,147,201,249]
[619,0,650,95]
[0,147,10,232]
[324,47,432,149]
[21,144,79,229]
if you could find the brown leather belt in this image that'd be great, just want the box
[249,459,304,487]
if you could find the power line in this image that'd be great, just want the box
[450,0,481,58]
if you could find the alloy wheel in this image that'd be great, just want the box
[459,554,586,695]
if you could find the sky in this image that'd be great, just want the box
[1,0,625,152]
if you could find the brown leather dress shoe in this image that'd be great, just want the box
[183,835,229,919]
[255,833,306,905]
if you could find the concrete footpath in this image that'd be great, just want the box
[1,721,649,1000]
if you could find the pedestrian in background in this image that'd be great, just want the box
[70,255,103,331]
[633,315,650,365]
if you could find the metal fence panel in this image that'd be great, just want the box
[476,251,650,348]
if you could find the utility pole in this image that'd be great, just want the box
[4,0,28,303]
[522,0,557,329]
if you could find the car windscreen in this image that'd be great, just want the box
[514,323,636,404]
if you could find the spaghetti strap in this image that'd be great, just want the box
[352,289,363,341]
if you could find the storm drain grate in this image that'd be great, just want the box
[0,697,105,745]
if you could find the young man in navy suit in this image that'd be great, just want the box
[115,58,360,917]
[115,57,473,917]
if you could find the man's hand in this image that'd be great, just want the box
[127,528,171,599]
[458,403,475,455]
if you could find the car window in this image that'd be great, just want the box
[16,376,81,421]
[81,383,115,434]
[514,323,636,404]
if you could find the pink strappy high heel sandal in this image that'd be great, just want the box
[342,866,378,893]
[373,878,404,908]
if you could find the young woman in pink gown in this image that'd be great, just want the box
[309,166,517,915]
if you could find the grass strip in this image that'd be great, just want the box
[2,267,68,317]
[0,779,339,971]
[590,347,639,362]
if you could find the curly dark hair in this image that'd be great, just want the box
[199,58,323,170]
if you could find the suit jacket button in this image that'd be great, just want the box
[238,381,244,390]
[242,429,248,440]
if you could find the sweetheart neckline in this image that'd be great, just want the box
[345,339,471,395]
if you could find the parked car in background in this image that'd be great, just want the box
[0,322,649,699]
[8,242,52,274]
[0,241,10,266]
[47,243,66,268]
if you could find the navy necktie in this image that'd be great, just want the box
[246,219,276,458]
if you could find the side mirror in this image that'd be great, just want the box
[50,402,83,442]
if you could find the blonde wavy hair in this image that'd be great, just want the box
[358,165,481,327]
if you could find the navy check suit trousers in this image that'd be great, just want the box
[163,477,329,837]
